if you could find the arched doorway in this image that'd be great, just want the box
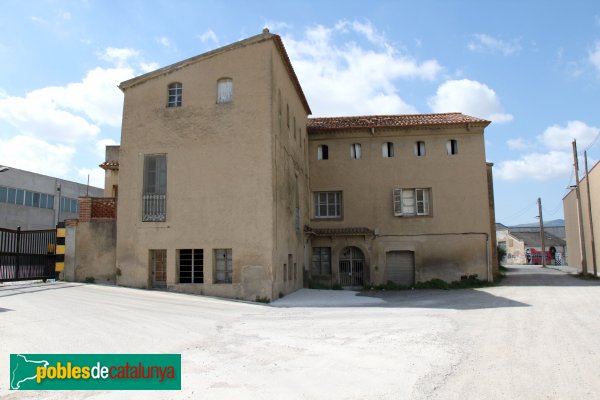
[339,246,365,287]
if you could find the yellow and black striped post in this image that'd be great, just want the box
[55,222,65,277]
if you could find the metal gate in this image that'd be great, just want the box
[339,246,364,287]
[0,227,57,282]
[384,251,415,286]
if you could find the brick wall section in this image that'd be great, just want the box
[79,197,92,222]
[78,197,117,221]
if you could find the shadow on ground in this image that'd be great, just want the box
[0,281,82,298]
[499,266,600,287]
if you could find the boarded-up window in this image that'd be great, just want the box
[215,248,232,283]
[217,78,233,103]
[179,249,203,283]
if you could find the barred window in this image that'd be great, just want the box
[179,249,203,283]
[312,247,331,275]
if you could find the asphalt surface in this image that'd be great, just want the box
[2,265,600,399]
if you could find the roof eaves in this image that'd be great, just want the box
[119,31,274,91]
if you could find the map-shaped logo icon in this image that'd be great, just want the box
[10,354,49,390]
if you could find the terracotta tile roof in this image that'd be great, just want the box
[99,161,119,171]
[304,226,374,236]
[307,113,490,132]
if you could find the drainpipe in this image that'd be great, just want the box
[486,235,491,282]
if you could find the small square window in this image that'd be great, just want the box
[317,144,329,160]
[447,139,458,155]
[382,142,394,158]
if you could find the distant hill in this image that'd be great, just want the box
[510,219,565,228]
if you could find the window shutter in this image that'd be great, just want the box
[393,189,403,216]
[217,79,233,103]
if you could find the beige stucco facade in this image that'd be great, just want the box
[115,31,309,300]
[307,124,495,285]
[100,30,497,300]
[564,160,600,271]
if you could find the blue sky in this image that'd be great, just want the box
[1,0,599,226]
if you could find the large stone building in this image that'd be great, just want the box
[90,30,497,300]
[563,160,600,271]
[0,166,102,230]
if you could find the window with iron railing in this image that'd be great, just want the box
[143,154,167,222]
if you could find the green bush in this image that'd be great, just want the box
[255,296,270,304]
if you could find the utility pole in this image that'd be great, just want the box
[584,151,597,276]
[573,140,588,275]
[538,197,546,267]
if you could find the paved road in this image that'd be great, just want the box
[1,266,600,399]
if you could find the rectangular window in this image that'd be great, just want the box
[393,188,431,216]
[314,191,342,218]
[25,191,33,206]
[215,248,232,283]
[447,139,458,155]
[415,141,426,157]
[179,249,204,283]
[312,247,331,275]
[143,154,167,222]
[217,78,233,103]
[46,194,54,209]
[39,193,47,208]
[16,189,24,205]
[7,188,16,204]
[167,83,182,107]
[382,142,394,158]
[317,144,329,160]
[351,143,362,159]
[70,198,78,213]
[0,186,6,202]
[32,192,40,207]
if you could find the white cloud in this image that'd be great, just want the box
[199,30,218,44]
[283,21,442,116]
[588,41,600,73]
[496,121,600,181]
[77,168,105,188]
[158,36,171,48]
[0,135,75,177]
[495,151,571,181]
[468,34,521,56]
[506,138,528,150]
[262,21,291,32]
[428,79,513,123]
[97,47,140,68]
[537,120,600,151]
[0,65,133,141]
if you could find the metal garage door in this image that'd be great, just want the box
[384,251,415,286]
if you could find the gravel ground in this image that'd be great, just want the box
[2,265,600,399]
